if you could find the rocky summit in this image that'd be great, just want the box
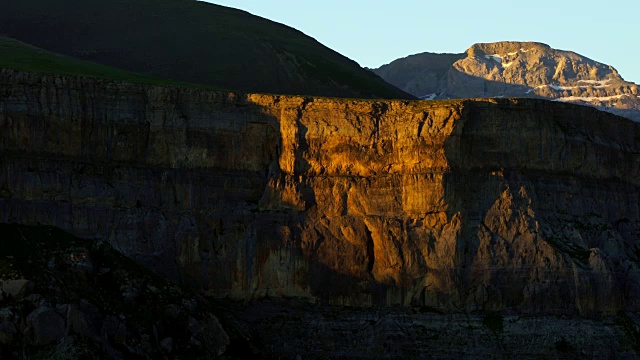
[374,41,640,121]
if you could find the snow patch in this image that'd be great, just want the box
[554,94,630,102]
[507,49,530,56]
[530,81,613,92]
[548,85,573,91]
[484,54,503,64]
[484,54,515,68]
[527,85,573,91]
[420,93,437,100]
[577,79,612,88]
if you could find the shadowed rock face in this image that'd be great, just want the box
[374,41,640,121]
[1,69,640,317]
[228,299,639,359]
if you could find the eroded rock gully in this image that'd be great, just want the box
[1,69,640,318]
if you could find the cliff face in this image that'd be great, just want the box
[374,41,640,121]
[2,69,640,316]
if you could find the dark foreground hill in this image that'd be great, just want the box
[0,0,412,99]
[0,224,244,359]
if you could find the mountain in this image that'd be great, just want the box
[0,0,412,99]
[374,41,640,120]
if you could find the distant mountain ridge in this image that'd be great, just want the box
[374,41,640,120]
[0,0,413,99]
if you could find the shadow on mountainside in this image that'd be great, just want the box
[443,69,535,98]
[441,99,640,315]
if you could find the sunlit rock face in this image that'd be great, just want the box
[374,41,640,122]
[1,69,639,316]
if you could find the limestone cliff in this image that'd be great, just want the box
[1,69,640,317]
[374,41,640,122]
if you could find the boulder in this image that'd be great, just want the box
[203,315,230,356]
[160,337,173,353]
[189,315,229,357]
[101,315,127,345]
[67,305,92,338]
[0,279,32,300]
[79,299,102,333]
[24,294,46,307]
[0,321,17,345]
[0,307,14,322]
[26,306,65,345]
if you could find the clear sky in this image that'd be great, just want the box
[204,0,640,84]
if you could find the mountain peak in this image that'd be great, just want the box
[458,41,622,87]
[465,41,551,58]
[373,41,638,121]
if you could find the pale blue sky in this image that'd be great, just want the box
[205,0,639,84]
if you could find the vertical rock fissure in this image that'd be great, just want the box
[293,97,312,176]
[417,112,429,138]
[370,102,388,147]
[364,220,375,275]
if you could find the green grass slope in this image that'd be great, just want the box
[0,36,218,88]
[0,0,413,99]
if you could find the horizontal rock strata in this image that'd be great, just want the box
[1,69,639,316]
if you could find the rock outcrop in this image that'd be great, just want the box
[0,224,232,359]
[374,41,640,121]
[1,69,640,318]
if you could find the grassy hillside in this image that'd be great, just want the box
[0,0,413,99]
[0,37,217,88]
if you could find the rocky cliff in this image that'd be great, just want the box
[2,69,640,319]
[374,41,640,121]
